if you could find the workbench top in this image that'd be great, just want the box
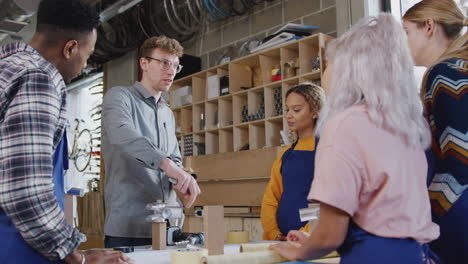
[126,242,340,264]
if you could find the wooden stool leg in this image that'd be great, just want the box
[152,222,167,250]
[203,206,224,255]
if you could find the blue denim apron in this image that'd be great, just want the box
[277,138,318,236]
[430,189,468,264]
[337,221,442,264]
[425,146,467,264]
[0,132,68,263]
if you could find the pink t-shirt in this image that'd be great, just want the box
[309,105,439,243]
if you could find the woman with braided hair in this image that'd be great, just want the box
[261,83,325,241]
[403,1,468,263]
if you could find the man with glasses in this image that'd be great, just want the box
[101,36,201,248]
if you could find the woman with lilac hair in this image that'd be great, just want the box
[270,14,441,264]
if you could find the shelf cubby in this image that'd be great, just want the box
[249,121,266,150]
[182,134,194,156]
[205,99,219,130]
[218,67,230,97]
[247,87,265,119]
[264,82,282,118]
[193,102,205,132]
[206,70,219,100]
[192,74,206,103]
[319,34,335,79]
[233,93,248,125]
[299,35,320,75]
[171,33,333,158]
[170,76,192,109]
[173,109,182,135]
[219,96,233,127]
[234,125,249,151]
[266,117,283,147]
[229,55,259,93]
[181,107,193,134]
[205,130,219,155]
[219,127,234,153]
[259,48,281,85]
[282,77,300,104]
[193,132,206,156]
[280,42,299,80]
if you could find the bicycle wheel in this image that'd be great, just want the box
[186,0,202,24]
[169,0,199,32]
[231,0,249,16]
[73,128,93,172]
[208,0,230,17]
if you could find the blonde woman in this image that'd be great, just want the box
[270,14,440,263]
[261,83,325,241]
[403,1,468,263]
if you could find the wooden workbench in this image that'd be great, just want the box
[126,243,340,264]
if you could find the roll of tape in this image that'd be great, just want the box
[227,231,249,244]
[171,248,208,264]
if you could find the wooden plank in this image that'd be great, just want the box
[224,207,250,214]
[204,206,224,255]
[184,147,281,181]
[152,222,167,250]
[194,179,269,207]
[244,218,263,241]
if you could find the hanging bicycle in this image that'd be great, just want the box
[69,118,93,172]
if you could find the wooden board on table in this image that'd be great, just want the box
[204,206,225,255]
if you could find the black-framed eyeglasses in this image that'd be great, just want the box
[144,56,183,73]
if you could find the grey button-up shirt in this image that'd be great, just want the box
[102,82,182,238]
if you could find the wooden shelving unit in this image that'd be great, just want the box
[171,34,333,232]
[171,33,333,159]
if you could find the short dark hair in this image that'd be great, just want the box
[36,0,100,35]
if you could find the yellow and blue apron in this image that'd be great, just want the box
[281,221,442,264]
[0,132,68,263]
[277,139,317,236]
[426,149,468,263]
[335,221,442,264]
